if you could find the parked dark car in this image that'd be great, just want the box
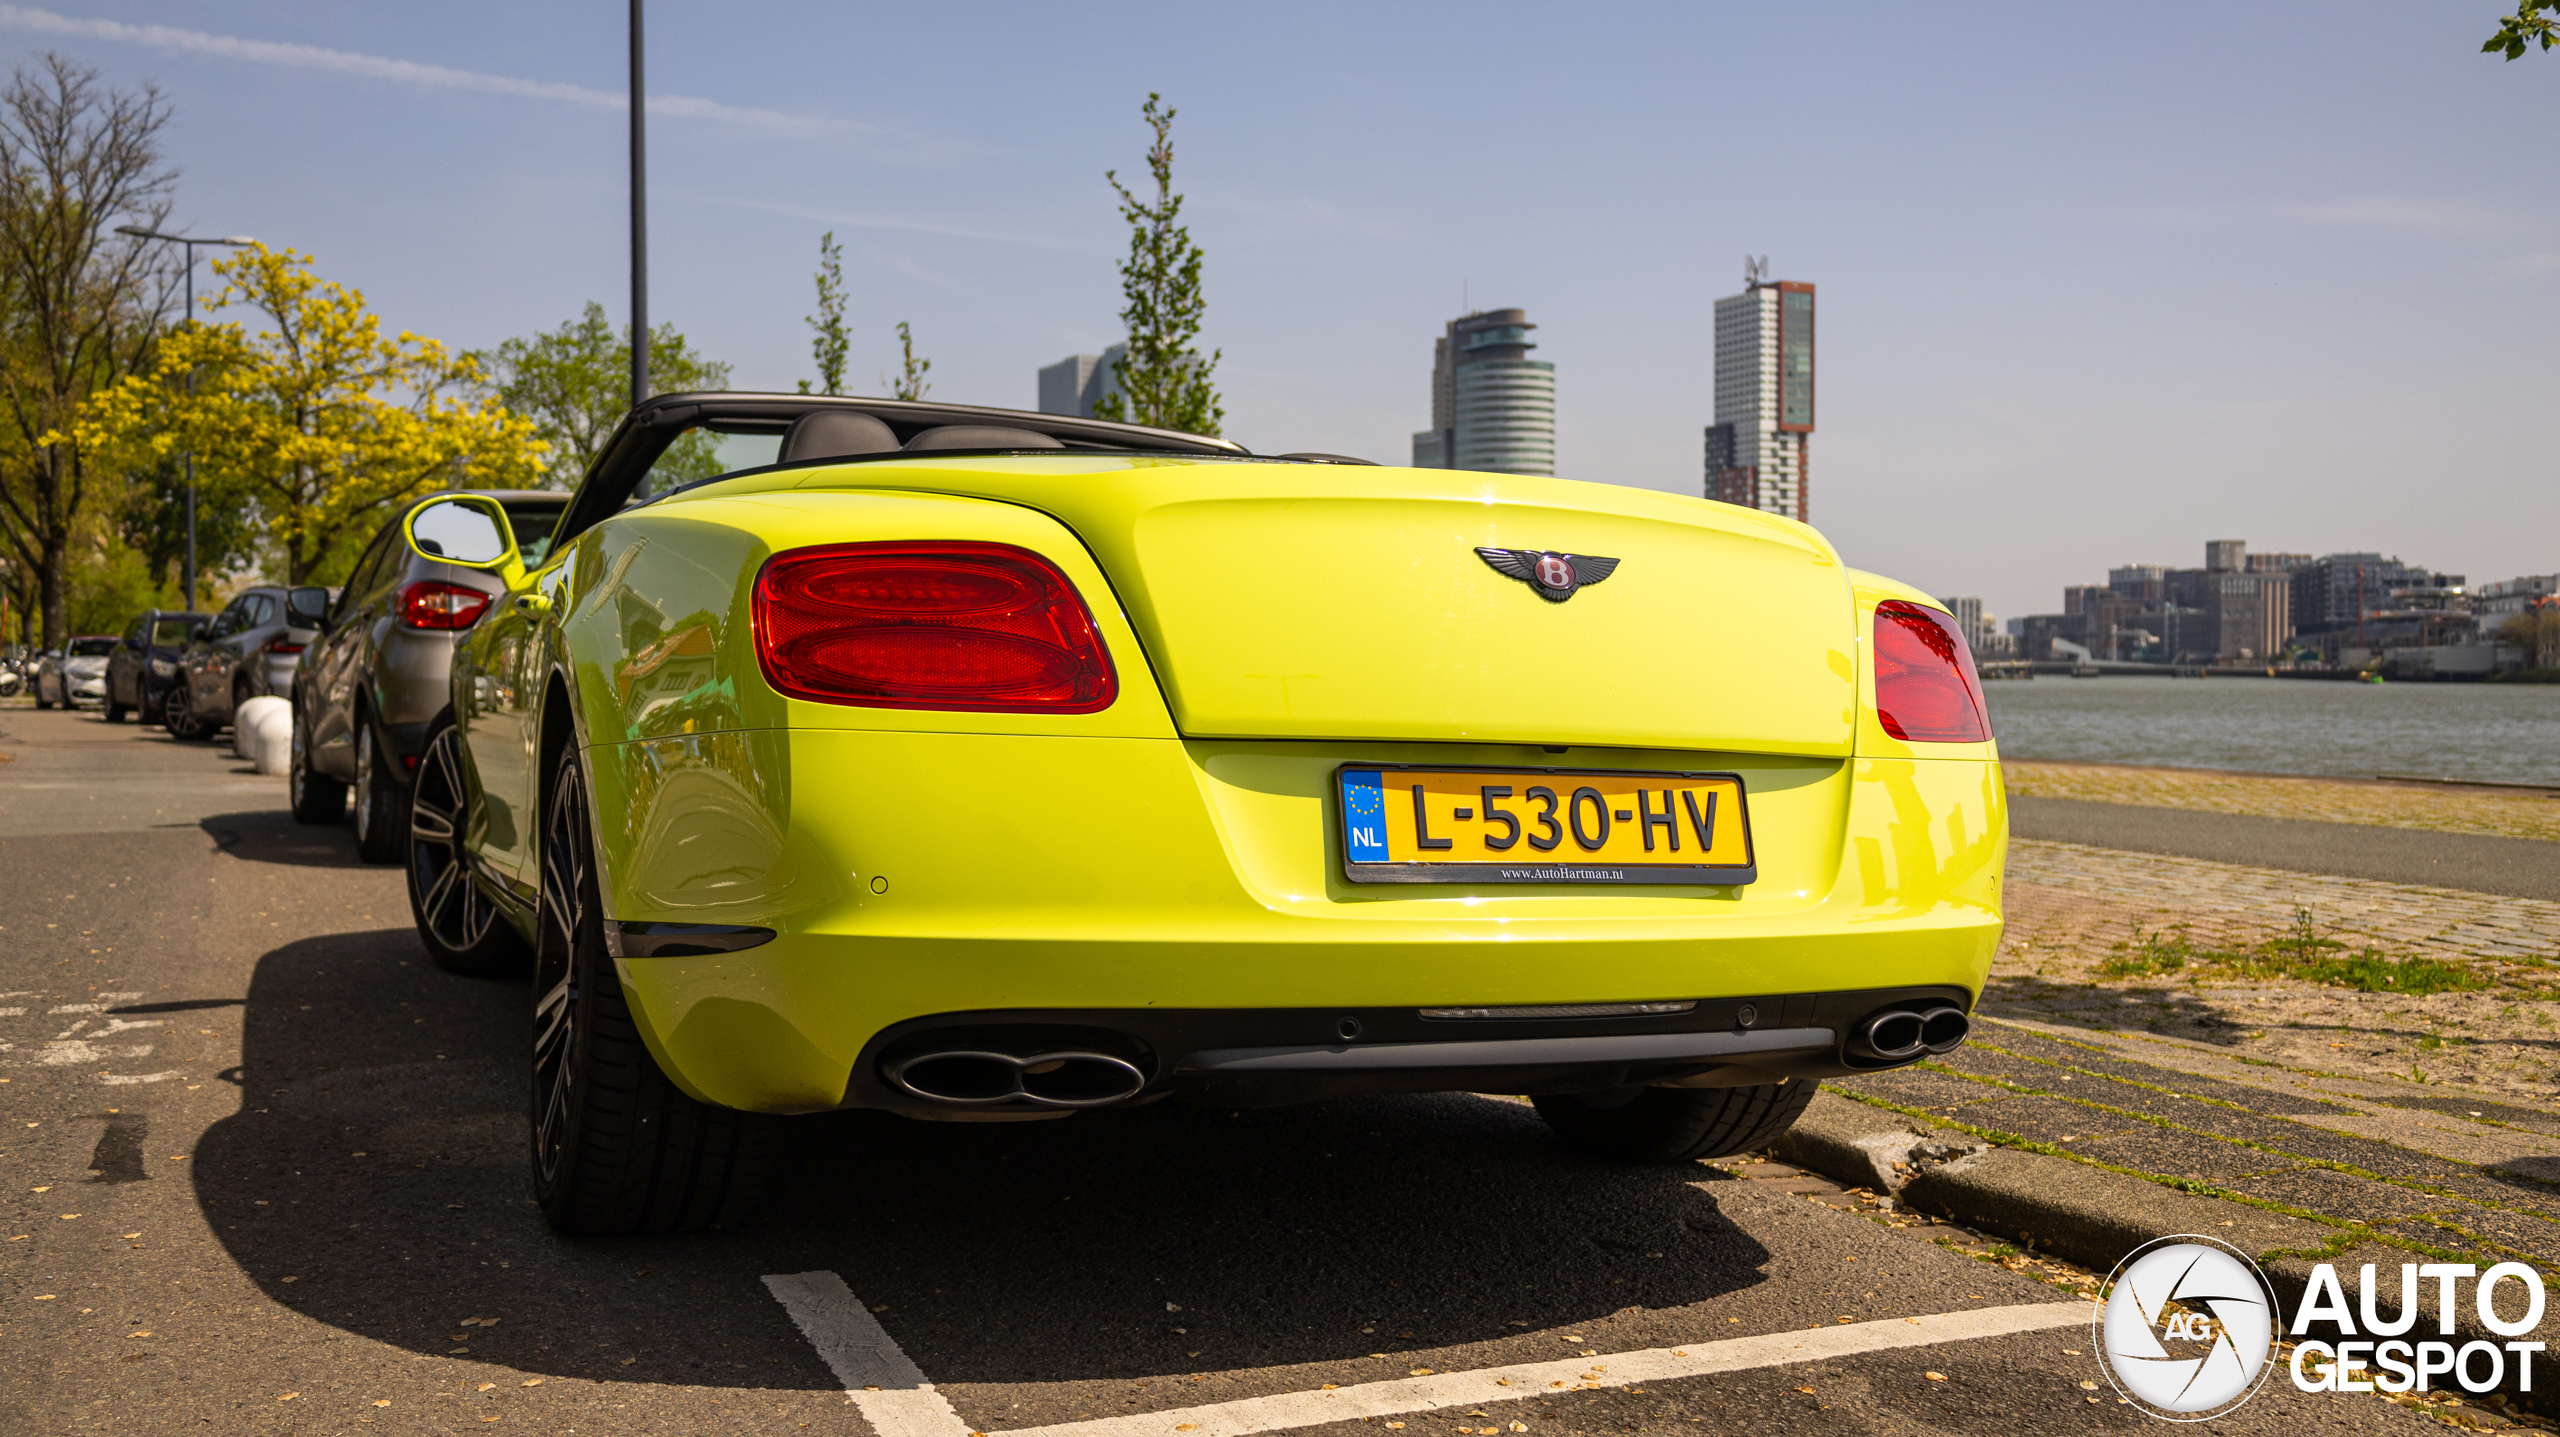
[166,585,329,741]
[33,636,117,709]
[103,609,210,724]
[292,489,570,862]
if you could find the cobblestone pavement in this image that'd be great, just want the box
[1990,837,2560,1094]
[2004,758,2560,842]
[1829,1009,2560,1274]
[1808,825,2560,1306]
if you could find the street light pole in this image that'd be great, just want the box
[629,0,649,411]
[116,227,256,612]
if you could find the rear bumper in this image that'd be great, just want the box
[591,729,2005,1114]
[834,985,1970,1114]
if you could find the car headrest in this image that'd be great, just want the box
[778,411,900,464]
[901,425,1065,452]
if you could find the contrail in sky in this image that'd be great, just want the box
[0,4,912,143]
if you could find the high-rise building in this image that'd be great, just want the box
[1704,262,1813,521]
[2204,540,2246,573]
[1037,343,1127,419]
[2291,553,2463,634]
[1410,309,1555,474]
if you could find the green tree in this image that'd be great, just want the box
[1091,93,1223,437]
[117,445,254,600]
[804,231,849,396]
[75,245,545,585]
[0,55,177,648]
[472,301,731,487]
[885,320,931,401]
[2485,2,2559,57]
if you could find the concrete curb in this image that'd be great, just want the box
[1770,1091,2548,1411]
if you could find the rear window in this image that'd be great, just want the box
[152,619,196,646]
[69,637,117,657]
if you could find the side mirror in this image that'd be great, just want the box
[405,494,522,582]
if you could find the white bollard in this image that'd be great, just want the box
[234,695,294,776]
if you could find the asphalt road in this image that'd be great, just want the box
[2009,794,2560,901]
[0,703,2435,1435]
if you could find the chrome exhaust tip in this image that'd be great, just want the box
[887,1049,1147,1108]
[1918,1006,1971,1054]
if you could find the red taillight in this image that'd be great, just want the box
[1872,600,1989,743]
[264,637,304,656]
[752,542,1117,713]
[399,580,493,631]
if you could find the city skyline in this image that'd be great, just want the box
[5,2,2552,624]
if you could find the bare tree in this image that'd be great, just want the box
[0,54,177,647]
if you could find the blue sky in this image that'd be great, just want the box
[3,1,2553,622]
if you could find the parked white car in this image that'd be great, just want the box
[33,636,117,709]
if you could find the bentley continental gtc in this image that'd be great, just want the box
[398,394,2003,1235]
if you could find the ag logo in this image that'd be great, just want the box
[2095,1235,2281,1421]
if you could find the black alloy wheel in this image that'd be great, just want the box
[162,682,207,740]
[352,719,407,864]
[529,752,779,1235]
[1531,1078,1819,1163]
[287,703,348,824]
[405,719,526,976]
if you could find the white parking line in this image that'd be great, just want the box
[763,1271,973,1437]
[765,1272,2087,1437]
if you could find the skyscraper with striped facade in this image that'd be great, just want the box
[1410,308,1555,475]
[1704,261,1814,521]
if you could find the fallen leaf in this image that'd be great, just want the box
[58,1214,78,1220]
[1924,1372,1948,1383]
[620,1357,636,1365]
[521,1378,542,1387]
[278,1393,300,1402]
[5,1236,22,1242]
[1175,1427,1198,1433]
[477,1382,497,1392]
[1671,1350,1687,1357]
[1322,1384,1339,1390]
[1548,1381,1565,1389]
[128,1331,152,1338]
[2078,1381,2099,1391]
[449,1348,469,1355]
[1510,1426,1528,1433]
[1409,1368,1434,1377]
[30,1187,48,1193]
[1495,1378,1512,1386]
[31,1295,55,1300]
[374,1400,392,1407]
[1385,1425,1404,1431]
[1796,1387,1816,1395]
[280,1276,296,1283]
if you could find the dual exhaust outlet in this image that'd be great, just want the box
[1849,1006,1971,1064]
[887,1048,1148,1109]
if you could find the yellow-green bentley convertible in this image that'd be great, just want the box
[397,394,2003,1235]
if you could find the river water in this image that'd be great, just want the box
[1978,677,2560,785]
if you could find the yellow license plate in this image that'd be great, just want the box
[1336,765,1755,885]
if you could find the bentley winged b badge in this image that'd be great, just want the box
[1475,547,1621,603]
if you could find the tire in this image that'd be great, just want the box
[352,718,407,864]
[406,718,528,977]
[531,752,779,1235]
[1532,1078,1819,1164]
[288,705,348,823]
[161,683,207,740]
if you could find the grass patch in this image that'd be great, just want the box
[2100,910,2490,995]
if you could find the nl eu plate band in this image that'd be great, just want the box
[1335,763,1757,886]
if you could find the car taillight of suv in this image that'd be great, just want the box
[399,580,494,631]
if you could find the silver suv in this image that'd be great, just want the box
[291,489,570,862]
[166,586,330,740]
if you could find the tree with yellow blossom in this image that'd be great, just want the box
[74,244,544,584]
